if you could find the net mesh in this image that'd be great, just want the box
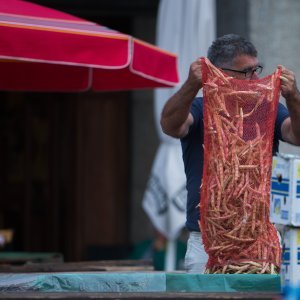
[200,57,282,274]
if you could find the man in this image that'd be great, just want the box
[160,34,300,273]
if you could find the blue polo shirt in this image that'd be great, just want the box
[180,97,289,232]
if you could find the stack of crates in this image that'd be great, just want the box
[270,154,300,287]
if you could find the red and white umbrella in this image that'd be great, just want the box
[0,0,179,91]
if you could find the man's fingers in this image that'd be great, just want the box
[280,76,289,83]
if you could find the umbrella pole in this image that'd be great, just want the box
[164,239,176,271]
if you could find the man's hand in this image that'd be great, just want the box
[278,65,300,101]
[187,57,203,91]
[278,65,300,146]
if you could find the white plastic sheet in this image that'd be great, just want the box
[142,0,216,270]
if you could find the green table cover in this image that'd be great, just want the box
[0,272,281,293]
[166,273,281,292]
[0,252,63,263]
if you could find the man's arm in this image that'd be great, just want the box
[160,58,203,139]
[279,66,300,146]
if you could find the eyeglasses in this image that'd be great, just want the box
[221,65,263,78]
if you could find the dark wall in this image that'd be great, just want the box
[0,0,160,261]
[28,0,159,19]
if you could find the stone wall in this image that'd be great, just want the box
[250,0,300,155]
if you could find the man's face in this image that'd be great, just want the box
[221,55,262,80]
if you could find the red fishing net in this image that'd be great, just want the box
[200,57,282,274]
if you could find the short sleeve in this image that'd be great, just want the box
[186,97,203,136]
[275,102,289,142]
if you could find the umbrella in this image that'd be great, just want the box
[0,0,179,92]
[142,0,215,271]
